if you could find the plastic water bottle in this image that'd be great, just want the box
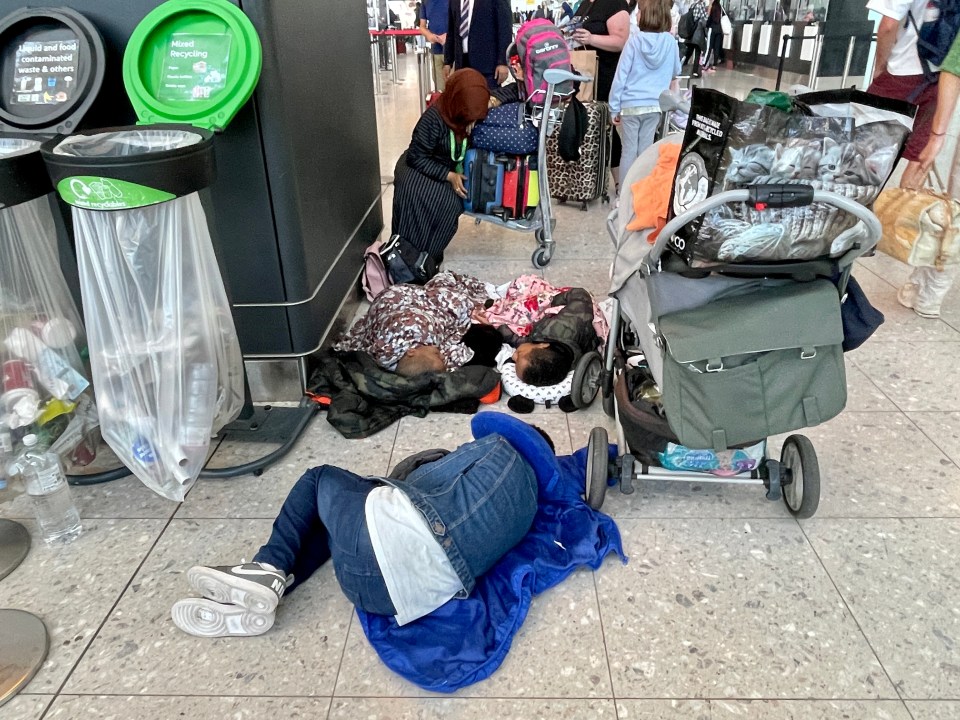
[21,434,82,545]
[179,362,216,470]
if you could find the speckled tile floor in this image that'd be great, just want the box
[2,53,960,720]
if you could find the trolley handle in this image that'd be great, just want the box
[543,68,592,86]
[642,186,883,273]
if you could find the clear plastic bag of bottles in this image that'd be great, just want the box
[60,130,245,500]
[0,139,96,466]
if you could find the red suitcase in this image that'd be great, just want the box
[498,155,539,221]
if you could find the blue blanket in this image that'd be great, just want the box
[356,413,625,692]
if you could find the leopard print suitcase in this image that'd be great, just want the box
[545,100,612,210]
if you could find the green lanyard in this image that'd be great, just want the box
[450,131,467,174]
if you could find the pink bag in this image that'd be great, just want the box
[362,239,391,301]
[514,19,573,105]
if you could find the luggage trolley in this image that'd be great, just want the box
[464,68,588,269]
[588,185,884,518]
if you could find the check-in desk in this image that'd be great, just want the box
[729,19,872,83]
[731,20,820,75]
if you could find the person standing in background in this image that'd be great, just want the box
[444,0,513,89]
[917,32,960,191]
[670,0,683,36]
[900,30,960,319]
[609,0,682,181]
[866,0,940,190]
[701,0,724,72]
[571,0,631,194]
[679,0,708,77]
[421,0,450,91]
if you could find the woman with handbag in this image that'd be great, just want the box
[701,0,726,73]
[679,0,708,77]
[896,32,960,319]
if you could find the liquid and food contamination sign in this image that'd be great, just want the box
[11,36,79,106]
[159,32,231,103]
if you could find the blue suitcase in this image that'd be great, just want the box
[471,103,540,155]
[463,149,504,215]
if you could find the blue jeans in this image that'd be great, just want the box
[254,465,396,616]
[253,434,538,615]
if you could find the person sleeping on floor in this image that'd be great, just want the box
[333,271,503,376]
[171,414,555,636]
[477,276,606,410]
[334,270,602,413]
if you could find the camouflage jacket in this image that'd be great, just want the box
[308,351,501,439]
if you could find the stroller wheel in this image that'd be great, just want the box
[585,427,609,510]
[531,247,551,269]
[780,435,820,519]
[571,351,602,409]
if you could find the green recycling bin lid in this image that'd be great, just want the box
[122,0,261,132]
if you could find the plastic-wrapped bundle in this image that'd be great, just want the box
[0,138,97,466]
[667,88,914,265]
[54,129,244,500]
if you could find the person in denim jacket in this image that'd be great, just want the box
[171,413,551,636]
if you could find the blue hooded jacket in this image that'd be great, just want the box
[608,29,682,116]
[356,412,625,692]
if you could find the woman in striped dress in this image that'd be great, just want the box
[392,68,490,270]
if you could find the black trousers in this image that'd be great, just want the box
[392,151,463,261]
[681,42,703,76]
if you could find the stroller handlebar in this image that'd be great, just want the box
[658,89,690,115]
[643,185,884,273]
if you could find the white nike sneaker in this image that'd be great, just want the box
[171,597,275,637]
[186,562,290,614]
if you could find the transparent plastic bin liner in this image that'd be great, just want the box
[52,129,205,158]
[66,130,243,501]
[0,138,97,465]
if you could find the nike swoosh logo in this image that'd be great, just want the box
[230,565,283,578]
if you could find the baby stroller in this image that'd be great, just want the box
[464,67,589,269]
[587,136,884,519]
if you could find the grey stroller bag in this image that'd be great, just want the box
[657,279,845,449]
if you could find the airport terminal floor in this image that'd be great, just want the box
[3,54,960,720]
